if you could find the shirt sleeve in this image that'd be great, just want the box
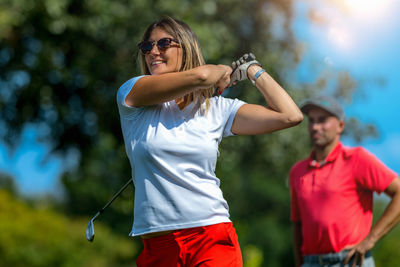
[354,147,398,193]
[116,75,146,118]
[218,96,246,137]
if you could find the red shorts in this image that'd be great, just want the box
[136,222,242,267]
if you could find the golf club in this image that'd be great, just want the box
[85,178,133,242]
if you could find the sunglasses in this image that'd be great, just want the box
[138,37,180,54]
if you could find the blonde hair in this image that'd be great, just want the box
[138,16,214,112]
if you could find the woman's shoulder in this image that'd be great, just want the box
[116,75,149,114]
[116,75,147,101]
[118,75,147,91]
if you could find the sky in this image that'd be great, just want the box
[0,125,63,195]
[293,0,400,177]
[1,0,399,196]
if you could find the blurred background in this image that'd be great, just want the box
[1,0,399,266]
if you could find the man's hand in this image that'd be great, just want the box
[343,235,376,267]
[345,178,400,267]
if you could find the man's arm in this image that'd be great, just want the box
[293,221,303,267]
[344,177,400,267]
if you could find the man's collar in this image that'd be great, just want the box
[308,142,343,168]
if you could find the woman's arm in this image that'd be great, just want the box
[231,62,303,135]
[125,64,232,107]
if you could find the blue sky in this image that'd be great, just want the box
[0,125,63,195]
[1,0,399,196]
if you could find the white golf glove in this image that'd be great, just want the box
[230,53,261,85]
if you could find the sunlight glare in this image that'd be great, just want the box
[327,25,352,50]
[345,0,393,18]
[309,0,397,55]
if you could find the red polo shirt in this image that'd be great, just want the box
[290,142,397,255]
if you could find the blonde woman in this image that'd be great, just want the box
[116,16,303,267]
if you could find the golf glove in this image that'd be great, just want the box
[230,53,261,85]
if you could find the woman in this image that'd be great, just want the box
[116,16,303,267]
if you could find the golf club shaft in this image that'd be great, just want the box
[92,178,133,222]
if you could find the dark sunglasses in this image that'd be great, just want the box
[138,37,179,54]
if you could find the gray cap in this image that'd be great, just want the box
[301,96,345,120]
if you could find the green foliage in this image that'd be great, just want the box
[0,189,138,266]
[244,244,264,267]
[0,172,18,195]
[371,199,400,267]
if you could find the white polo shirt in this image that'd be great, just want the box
[116,76,246,236]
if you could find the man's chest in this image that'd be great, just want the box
[296,161,358,199]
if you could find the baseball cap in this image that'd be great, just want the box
[300,96,345,120]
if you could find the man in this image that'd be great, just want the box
[289,96,400,267]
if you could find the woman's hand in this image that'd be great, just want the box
[230,53,261,85]
[215,65,233,95]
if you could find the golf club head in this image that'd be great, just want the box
[84,179,132,242]
[86,219,95,242]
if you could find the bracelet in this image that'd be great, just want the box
[251,69,266,85]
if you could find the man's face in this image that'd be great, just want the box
[307,107,344,148]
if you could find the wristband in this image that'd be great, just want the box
[251,69,266,85]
